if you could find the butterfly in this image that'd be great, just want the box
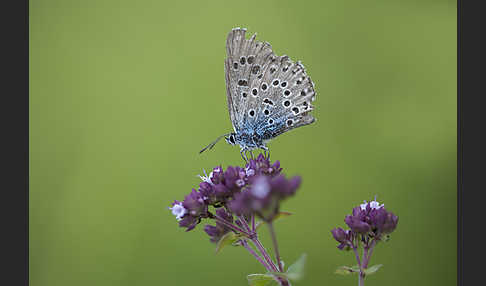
[200,27,316,161]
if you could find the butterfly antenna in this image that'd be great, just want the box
[199,133,232,154]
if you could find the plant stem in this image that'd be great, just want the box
[359,272,365,286]
[251,237,278,272]
[241,239,272,272]
[213,215,250,237]
[352,246,361,267]
[251,214,256,232]
[363,239,377,268]
[244,242,289,286]
[237,215,289,286]
[238,215,251,232]
[234,216,277,272]
[358,238,378,286]
[352,243,363,286]
[268,222,283,272]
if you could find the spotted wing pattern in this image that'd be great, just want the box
[225,28,316,142]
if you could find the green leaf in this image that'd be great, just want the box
[270,253,307,281]
[286,253,306,281]
[255,212,292,230]
[246,274,275,286]
[215,232,240,254]
[335,265,360,275]
[364,264,383,275]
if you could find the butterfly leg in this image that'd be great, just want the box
[261,145,270,159]
[240,147,248,162]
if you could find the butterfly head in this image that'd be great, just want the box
[224,133,237,146]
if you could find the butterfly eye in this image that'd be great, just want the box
[229,135,235,144]
[283,100,291,107]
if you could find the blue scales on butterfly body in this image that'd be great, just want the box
[200,28,316,160]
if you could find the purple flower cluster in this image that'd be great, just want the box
[331,200,398,250]
[229,175,301,222]
[204,208,233,243]
[331,199,398,284]
[169,154,300,241]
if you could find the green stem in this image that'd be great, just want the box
[268,222,283,272]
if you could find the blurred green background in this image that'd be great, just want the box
[30,0,456,285]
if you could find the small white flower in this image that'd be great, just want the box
[251,177,270,198]
[236,179,245,187]
[169,202,187,221]
[360,199,384,210]
[197,169,214,184]
[245,167,255,176]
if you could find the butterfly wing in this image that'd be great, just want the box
[225,28,316,140]
[225,28,274,132]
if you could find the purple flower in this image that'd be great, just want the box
[211,166,224,184]
[182,189,208,218]
[198,181,216,204]
[170,189,211,231]
[223,166,247,191]
[196,165,250,207]
[179,215,200,232]
[169,199,200,231]
[245,154,282,178]
[345,214,371,234]
[372,208,398,234]
[331,198,399,284]
[204,208,234,243]
[170,156,301,236]
[335,198,399,241]
[213,183,232,201]
[331,227,354,250]
[342,199,400,237]
[229,174,301,221]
